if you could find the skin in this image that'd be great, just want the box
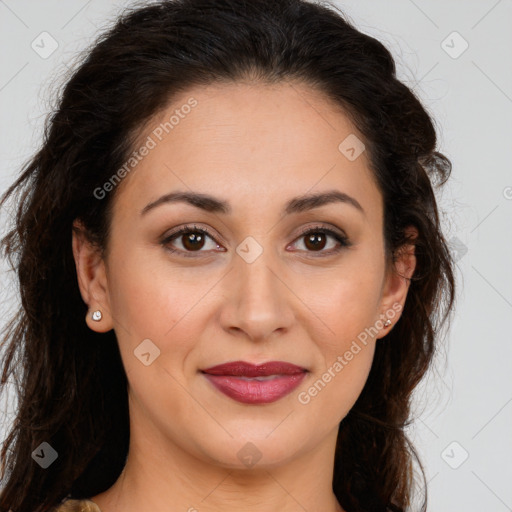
[72,80,416,512]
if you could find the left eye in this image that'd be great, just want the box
[290,227,349,254]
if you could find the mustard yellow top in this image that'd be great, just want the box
[50,498,102,512]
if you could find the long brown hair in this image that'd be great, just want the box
[0,1,455,510]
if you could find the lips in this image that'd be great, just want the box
[202,360,307,377]
[201,361,308,404]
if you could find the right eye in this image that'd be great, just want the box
[161,224,225,257]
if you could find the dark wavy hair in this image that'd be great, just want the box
[0,0,455,510]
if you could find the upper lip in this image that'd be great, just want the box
[201,360,307,377]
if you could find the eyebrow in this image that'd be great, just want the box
[140,189,365,217]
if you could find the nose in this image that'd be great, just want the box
[218,246,295,343]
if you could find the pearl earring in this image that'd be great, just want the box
[91,310,102,322]
[383,318,392,327]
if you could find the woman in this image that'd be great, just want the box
[0,0,455,511]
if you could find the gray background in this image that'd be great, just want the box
[1,1,511,510]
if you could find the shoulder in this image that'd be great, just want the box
[50,498,102,512]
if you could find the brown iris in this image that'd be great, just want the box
[304,232,327,251]
[182,232,206,251]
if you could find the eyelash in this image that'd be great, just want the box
[161,223,351,258]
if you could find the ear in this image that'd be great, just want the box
[376,225,418,338]
[72,220,113,333]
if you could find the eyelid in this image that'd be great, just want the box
[296,223,348,241]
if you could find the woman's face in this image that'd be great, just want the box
[75,81,414,470]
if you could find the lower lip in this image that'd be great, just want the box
[203,372,307,404]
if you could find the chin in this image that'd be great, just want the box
[192,426,311,469]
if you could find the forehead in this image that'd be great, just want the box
[114,80,382,220]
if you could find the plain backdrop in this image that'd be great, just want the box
[0,1,511,510]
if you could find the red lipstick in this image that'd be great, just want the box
[201,361,307,404]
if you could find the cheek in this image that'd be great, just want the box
[302,342,375,426]
[297,330,376,425]
[104,246,212,393]
[302,257,385,345]
[107,242,207,339]
[105,251,206,423]
[295,253,383,410]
